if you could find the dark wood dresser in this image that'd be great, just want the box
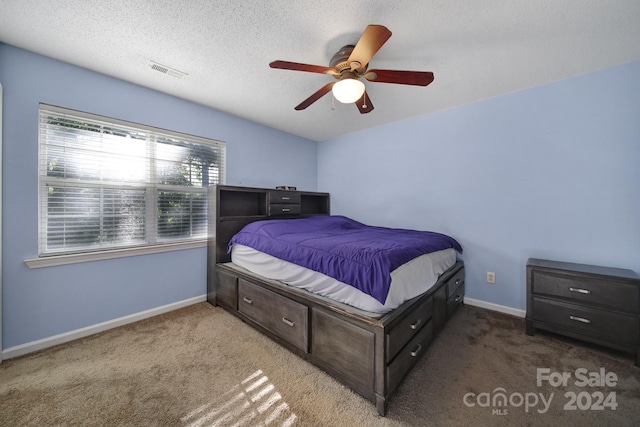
[526,258,640,366]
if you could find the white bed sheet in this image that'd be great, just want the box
[230,243,457,314]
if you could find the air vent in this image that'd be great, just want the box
[148,60,188,79]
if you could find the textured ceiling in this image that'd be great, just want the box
[1,0,639,142]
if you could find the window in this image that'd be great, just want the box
[38,104,225,256]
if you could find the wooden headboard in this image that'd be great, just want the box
[207,185,330,281]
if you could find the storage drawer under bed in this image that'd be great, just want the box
[447,282,465,318]
[238,278,309,352]
[386,318,434,395]
[386,297,433,362]
[447,268,465,298]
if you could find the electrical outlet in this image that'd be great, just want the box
[486,272,496,284]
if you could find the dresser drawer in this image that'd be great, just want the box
[531,269,639,314]
[532,297,639,345]
[446,268,465,298]
[269,191,301,204]
[386,297,433,362]
[238,279,309,352]
[269,203,301,216]
[387,319,434,395]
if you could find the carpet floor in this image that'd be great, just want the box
[1,302,638,426]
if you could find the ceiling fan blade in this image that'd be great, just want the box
[365,69,434,86]
[270,60,337,75]
[355,90,374,114]
[295,82,335,110]
[348,25,392,71]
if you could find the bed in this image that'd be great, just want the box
[207,185,465,416]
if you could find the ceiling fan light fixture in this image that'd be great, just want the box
[332,79,365,103]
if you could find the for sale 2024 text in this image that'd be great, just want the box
[537,367,618,411]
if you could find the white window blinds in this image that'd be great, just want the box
[38,104,225,256]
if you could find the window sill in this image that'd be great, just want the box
[24,239,207,269]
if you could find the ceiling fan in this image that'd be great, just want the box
[269,24,434,114]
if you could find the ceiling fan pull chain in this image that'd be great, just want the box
[331,95,336,110]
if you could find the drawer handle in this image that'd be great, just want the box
[410,318,422,330]
[281,197,290,201]
[243,297,253,305]
[410,344,422,357]
[455,279,461,285]
[281,208,291,212]
[282,317,295,327]
[569,287,591,295]
[454,295,462,303]
[569,315,591,324]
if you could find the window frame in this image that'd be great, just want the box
[31,104,225,266]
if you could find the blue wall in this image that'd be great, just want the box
[0,43,317,350]
[318,61,640,311]
[2,41,639,351]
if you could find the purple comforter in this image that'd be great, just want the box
[228,215,462,304]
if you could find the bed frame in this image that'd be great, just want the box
[207,185,465,416]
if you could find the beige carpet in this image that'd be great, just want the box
[1,302,638,426]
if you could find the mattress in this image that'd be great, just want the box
[229,215,462,304]
[231,243,457,314]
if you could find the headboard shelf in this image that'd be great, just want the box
[218,187,267,217]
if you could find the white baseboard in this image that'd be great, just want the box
[2,295,207,360]
[3,295,522,360]
[464,297,526,318]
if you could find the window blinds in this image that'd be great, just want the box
[38,104,225,256]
